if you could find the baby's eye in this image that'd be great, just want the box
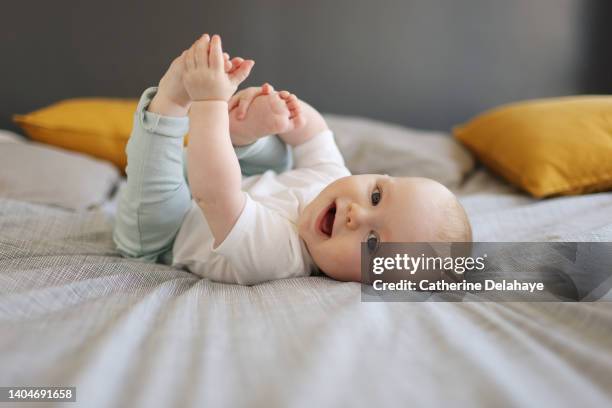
[366,231,379,253]
[371,187,381,206]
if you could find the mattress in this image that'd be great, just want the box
[1,118,612,407]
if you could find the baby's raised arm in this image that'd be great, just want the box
[182,34,254,247]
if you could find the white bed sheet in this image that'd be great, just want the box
[1,117,612,408]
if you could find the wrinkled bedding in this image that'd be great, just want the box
[1,118,612,407]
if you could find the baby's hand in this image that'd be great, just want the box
[156,50,239,111]
[148,51,192,116]
[182,34,254,102]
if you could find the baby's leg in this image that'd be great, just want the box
[114,88,192,264]
[234,135,292,176]
[181,134,292,181]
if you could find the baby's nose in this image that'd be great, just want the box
[346,203,365,230]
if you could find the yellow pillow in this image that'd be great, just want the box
[14,98,139,172]
[453,96,612,198]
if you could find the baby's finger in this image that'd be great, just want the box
[209,34,224,71]
[229,59,255,86]
[229,87,256,111]
[223,52,232,71]
[261,83,274,95]
[228,94,241,111]
[235,88,260,118]
[179,50,188,70]
[194,34,210,68]
[235,97,252,119]
[228,57,244,73]
[185,44,196,71]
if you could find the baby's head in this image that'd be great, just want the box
[297,175,471,282]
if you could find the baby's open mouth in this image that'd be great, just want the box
[318,201,336,237]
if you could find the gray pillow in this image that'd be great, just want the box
[325,114,475,189]
[0,132,119,210]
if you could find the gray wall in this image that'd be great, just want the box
[1,0,610,133]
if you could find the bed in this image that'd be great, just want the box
[1,114,611,408]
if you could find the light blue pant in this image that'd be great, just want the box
[113,88,291,264]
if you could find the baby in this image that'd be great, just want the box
[114,34,472,284]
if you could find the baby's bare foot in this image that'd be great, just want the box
[229,91,305,145]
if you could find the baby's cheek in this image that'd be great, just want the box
[331,238,362,280]
[344,251,362,281]
[314,237,360,281]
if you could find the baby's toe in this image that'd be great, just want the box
[279,91,300,111]
[286,98,300,112]
[289,104,301,115]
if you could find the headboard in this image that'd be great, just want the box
[2,0,611,133]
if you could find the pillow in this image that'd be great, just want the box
[325,114,475,189]
[453,96,612,198]
[14,99,475,186]
[0,133,120,210]
[14,98,139,172]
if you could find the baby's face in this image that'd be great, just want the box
[298,175,454,282]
